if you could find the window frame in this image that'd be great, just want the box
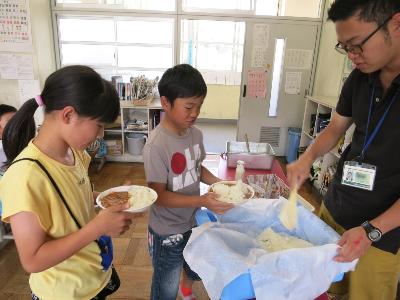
[51,0,323,83]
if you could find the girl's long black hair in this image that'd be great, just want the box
[3,65,120,163]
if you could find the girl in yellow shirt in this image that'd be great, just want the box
[0,65,135,300]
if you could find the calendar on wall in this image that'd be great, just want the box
[0,0,32,52]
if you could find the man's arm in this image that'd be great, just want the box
[287,112,352,187]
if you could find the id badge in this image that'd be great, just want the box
[342,161,376,191]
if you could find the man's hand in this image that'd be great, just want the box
[200,192,234,214]
[286,154,313,188]
[334,226,372,262]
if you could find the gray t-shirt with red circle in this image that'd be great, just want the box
[143,124,206,235]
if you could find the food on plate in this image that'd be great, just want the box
[210,181,253,204]
[129,186,155,209]
[257,228,313,253]
[99,186,156,210]
[100,191,130,208]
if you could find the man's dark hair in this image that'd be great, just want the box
[158,64,207,106]
[0,104,17,118]
[328,0,400,28]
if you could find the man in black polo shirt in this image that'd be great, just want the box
[287,0,400,299]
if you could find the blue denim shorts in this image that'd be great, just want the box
[148,226,201,300]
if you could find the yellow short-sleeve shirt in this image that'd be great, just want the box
[0,141,111,300]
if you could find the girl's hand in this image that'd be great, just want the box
[93,203,135,236]
[200,192,234,214]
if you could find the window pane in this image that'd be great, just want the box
[269,39,286,117]
[197,20,235,43]
[117,19,173,44]
[61,44,116,66]
[182,0,251,11]
[118,46,172,68]
[56,0,175,11]
[59,18,115,42]
[255,0,279,16]
[197,44,233,70]
[181,19,244,75]
[93,68,162,81]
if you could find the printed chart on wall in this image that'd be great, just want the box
[251,24,269,68]
[247,70,267,99]
[0,0,33,52]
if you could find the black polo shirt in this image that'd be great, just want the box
[324,68,400,254]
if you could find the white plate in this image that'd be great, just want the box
[96,185,158,213]
[209,180,255,204]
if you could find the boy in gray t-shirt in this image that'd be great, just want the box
[143,64,233,300]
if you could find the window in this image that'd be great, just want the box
[55,0,175,11]
[181,0,321,17]
[269,38,286,117]
[57,16,174,80]
[180,19,244,85]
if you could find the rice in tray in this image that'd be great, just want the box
[257,228,313,253]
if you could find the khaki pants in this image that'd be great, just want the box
[319,204,400,300]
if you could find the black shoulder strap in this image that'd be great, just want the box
[11,158,82,229]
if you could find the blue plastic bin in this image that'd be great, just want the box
[195,208,343,300]
[286,127,301,163]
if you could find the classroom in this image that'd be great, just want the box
[0,0,399,299]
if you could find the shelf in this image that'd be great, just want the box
[307,95,338,109]
[124,129,148,133]
[302,131,313,139]
[119,98,162,109]
[106,153,144,163]
[104,129,122,133]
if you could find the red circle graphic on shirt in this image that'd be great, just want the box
[171,152,186,174]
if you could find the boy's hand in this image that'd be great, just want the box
[93,203,135,236]
[201,192,234,214]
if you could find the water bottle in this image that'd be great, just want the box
[235,160,245,182]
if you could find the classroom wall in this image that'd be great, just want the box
[312,0,345,98]
[0,0,56,123]
[285,0,322,18]
[200,85,240,120]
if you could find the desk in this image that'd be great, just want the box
[218,157,288,185]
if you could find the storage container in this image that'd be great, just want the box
[286,127,301,163]
[224,141,275,170]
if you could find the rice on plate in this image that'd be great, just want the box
[209,181,254,204]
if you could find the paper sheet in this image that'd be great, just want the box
[251,24,269,68]
[247,70,267,98]
[18,79,40,104]
[0,0,33,52]
[0,54,34,80]
[285,72,302,95]
[285,49,313,70]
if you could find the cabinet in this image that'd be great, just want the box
[104,99,163,162]
[300,95,354,194]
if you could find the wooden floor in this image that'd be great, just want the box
[0,156,323,300]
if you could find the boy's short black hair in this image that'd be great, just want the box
[328,0,400,28]
[0,104,17,118]
[158,64,207,105]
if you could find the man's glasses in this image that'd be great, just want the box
[335,15,393,55]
